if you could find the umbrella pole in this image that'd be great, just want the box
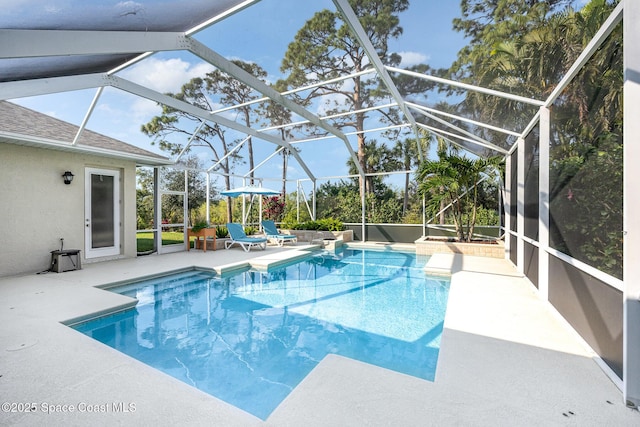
[242,197,246,226]
[259,195,263,232]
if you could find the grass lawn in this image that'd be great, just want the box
[137,231,191,252]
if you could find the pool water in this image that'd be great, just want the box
[73,249,450,420]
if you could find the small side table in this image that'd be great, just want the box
[187,227,217,252]
[50,250,82,273]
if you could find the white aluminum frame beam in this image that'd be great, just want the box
[245,147,284,177]
[104,74,316,181]
[333,0,424,161]
[504,151,513,256]
[538,106,551,301]
[259,102,399,133]
[405,101,521,137]
[72,87,103,146]
[108,0,261,99]
[545,1,623,108]
[623,0,640,409]
[175,121,207,162]
[207,135,251,172]
[516,111,542,153]
[0,30,188,58]
[516,137,525,274]
[185,37,366,180]
[210,68,377,115]
[415,123,501,156]
[185,0,261,35]
[409,103,508,154]
[387,66,545,107]
[514,0,623,171]
[288,123,410,145]
[0,73,107,100]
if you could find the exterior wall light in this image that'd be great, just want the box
[62,171,74,185]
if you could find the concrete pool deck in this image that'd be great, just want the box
[0,244,638,426]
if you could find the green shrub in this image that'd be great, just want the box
[215,226,229,238]
[244,225,258,235]
[191,220,209,233]
[283,218,344,231]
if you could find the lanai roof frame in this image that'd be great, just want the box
[1,0,639,411]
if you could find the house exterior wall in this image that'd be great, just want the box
[0,143,137,277]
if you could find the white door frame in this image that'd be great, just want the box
[85,167,121,259]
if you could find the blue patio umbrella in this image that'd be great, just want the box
[220,185,280,198]
[220,185,281,227]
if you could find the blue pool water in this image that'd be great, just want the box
[73,249,450,420]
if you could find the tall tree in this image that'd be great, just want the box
[392,136,430,216]
[142,61,269,222]
[205,60,268,185]
[141,78,240,222]
[346,139,400,197]
[281,0,409,198]
[448,0,623,275]
[261,79,301,202]
[447,0,576,141]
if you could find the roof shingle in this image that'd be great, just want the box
[0,100,169,162]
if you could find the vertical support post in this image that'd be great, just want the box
[153,167,160,253]
[623,0,640,409]
[516,137,525,273]
[205,172,210,226]
[422,194,426,237]
[242,177,246,226]
[498,176,503,237]
[184,170,189,243]
[296,180,300,222]
[361,187,366,243]
[504,153,512,259]
[539,107,550,301]
[312,180,317,221]
[259,195,263,230]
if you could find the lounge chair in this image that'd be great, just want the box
[261,220,298,247]
[225,223,267,252]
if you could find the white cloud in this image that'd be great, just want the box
[129,97,161,120]
[120,57,215,93]
[397,51,429,68]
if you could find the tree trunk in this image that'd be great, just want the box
[468,184,479,242]
[354,75,367,199]
[282,150,288,204]
[224,173,233,223]
[247,137,254,186]
[243,109,254,185]
[451,195,464,241]
[403,172,409,216]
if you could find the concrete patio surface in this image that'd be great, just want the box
[0,244,637,426]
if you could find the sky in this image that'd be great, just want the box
[9,0,575,193]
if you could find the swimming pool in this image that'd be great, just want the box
[73,249,450,420]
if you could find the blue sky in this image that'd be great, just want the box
[9,1,501,191]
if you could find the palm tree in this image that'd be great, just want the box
[417,153,502,242]
[392,136,431,216]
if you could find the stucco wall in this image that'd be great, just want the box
[0,143,137,277]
